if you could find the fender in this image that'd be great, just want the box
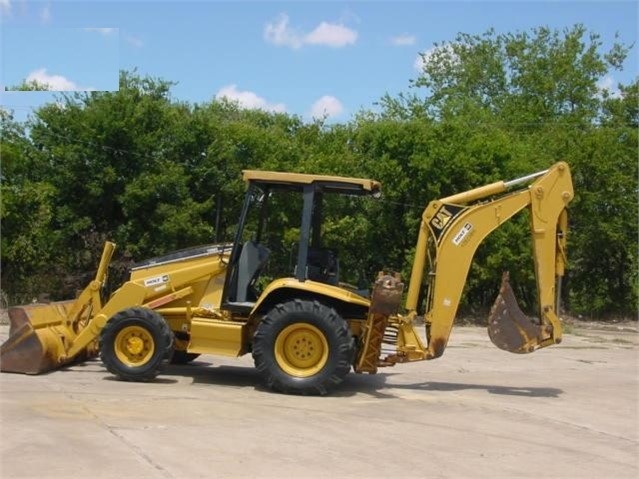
[252,278,370,317]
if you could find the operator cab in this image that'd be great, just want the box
[222,170,381,313]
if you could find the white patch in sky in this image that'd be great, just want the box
[337,9,360,25]
[597,74,621,99]
[0,0,11,15]
[84,27,117,35]
[40,3,51,24]
[391,34,416,46]
[414,44,458,72]
[125,34,144,48]
[310,95,344,119]
[305,22,357,47]
[264,14,303,49]
[264,13,357,49]
[216,84,286,113]
[25,68,91,91]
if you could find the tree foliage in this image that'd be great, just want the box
[382,25,637,317]
[1,26,636,319]
[4,79,51,91]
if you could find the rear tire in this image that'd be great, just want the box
[252,300,354,395]
[100,307,173,382]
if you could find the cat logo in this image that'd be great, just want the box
[429,203,466,242]
[431,205,454,230]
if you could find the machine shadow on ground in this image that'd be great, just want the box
[388,381,563,398]
[161,361,563,399]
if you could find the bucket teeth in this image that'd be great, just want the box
[488,272,541,354]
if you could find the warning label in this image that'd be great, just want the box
[144,275,169,287]
[452,223,473,246]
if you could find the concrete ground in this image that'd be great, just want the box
[0,322,637,479]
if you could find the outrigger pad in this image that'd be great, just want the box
[487,272,541,354]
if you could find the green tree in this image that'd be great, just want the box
[2,73,216,298]
[374,25,637,317]
[1,110,62,301]
[4,79,51,91]
[2,32,635,320]
[566,80,638,316]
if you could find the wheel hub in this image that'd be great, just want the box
[126,336,145,355]
[275,323,329,377]
[288,331,320,363]
[114,326,155,366]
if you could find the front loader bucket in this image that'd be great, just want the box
[1,242,114,374]
[1,302,80,374]
[487,272,542,354]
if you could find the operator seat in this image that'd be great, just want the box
[306,247,340,286]
[235,240,270,303]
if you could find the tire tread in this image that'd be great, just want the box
[253,299,354,395]
[99,307,173,382]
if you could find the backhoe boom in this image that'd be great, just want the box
[402,162,573,360]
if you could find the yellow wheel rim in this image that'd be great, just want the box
[274,323,329,378]
[114,326,155,367]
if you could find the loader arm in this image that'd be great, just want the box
[403,162,573,359]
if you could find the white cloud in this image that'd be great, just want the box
[125,34,144,48]
[264,14,303,49]
[337,9,361,25]
[0,0,12,18]
[25,68,90,91]
[305,22,357,47]
[215,84,286,113]
[415,44,458,72]
[84,27,117,35]
[310,95,344,119]
[0,0,11,16]
[264,13,357,49]
[391,34,416,46]
[40,3,51,24]
[597,74,621,99]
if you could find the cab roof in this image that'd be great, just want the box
[242,170,381,196]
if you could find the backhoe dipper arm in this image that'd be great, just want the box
[405,162,573,359]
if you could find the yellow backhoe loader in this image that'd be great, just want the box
[1,162,573,395]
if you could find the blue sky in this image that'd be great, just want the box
[1,0,637,123]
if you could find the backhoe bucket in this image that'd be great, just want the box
[1,301,80,374]
[487,272,542,354]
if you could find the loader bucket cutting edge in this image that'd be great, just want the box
[487,272,542,354]
[0,303,79,374]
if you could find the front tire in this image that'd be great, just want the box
[252,300,354,395]
[100,307,173,382]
